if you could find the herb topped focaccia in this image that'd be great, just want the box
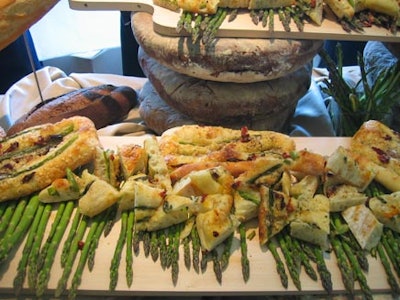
[159,125,295,169]
[0,116,100,202]
[349,120,400,192]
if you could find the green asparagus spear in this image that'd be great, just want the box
[239,223,250,283]
[228,8,238,22]
[381,229,400,277]
[0,200,18,238]
[377,242,400,295]
[13,202,45,295]
[143,231,151,258]
[202,8,227,45]
[61,208,82,267]
[183,12,193,34]
[55,215,89,297]
[132,228,142,256]
[88,208,112,271]
[220,232,234,270]
[37,201,68,270]
[0,195,40,263]
[201,250,210,273]
[268,8,274,32]
[212,248,222,284]
[312,245,333,294]
[176,11,187,33]
[261,9,269,27]
[290,236,318,281]
[191,14,203,44]
[330,234,353,294]
[36,200,75,297]
[267,238,288,288]
[103,203,118,237]
[150,230,159,262]
[0,201,8,220]
[250,10,259,25]
[278,8,291,32]
[191,225,201,273]
[68,213,103,300]
[0,197,27,240]
[28,203,52,289]
[276,232,300,290]
[342,232,369,272]
[159,229,168,269]
[182,235,191,270]
[341,238,373,300]
[171,223,182,285]
[126,210,135,287]
[109,210,128,291]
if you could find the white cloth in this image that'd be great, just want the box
[0,66,336,137]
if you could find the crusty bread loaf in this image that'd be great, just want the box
[0,0,59,51]
[7,84,138,136]
[138,47,311,128]
[132,12,323,83]
[139,80,197,135]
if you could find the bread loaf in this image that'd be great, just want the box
[0,0,59,51]
[7,84,138,136]
[138,47,311,128]
[132,12,323,83]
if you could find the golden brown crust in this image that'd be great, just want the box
[350,120,400,176]
[159,125,295,168]
[0,116,100,202]
[0,0,59,51]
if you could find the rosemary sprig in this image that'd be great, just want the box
[320,44,400,136]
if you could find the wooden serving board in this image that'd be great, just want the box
[68,0,400,42]
[0,136,395,297]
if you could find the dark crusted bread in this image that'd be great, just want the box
[138,47,311,132]
[7,84,138,136]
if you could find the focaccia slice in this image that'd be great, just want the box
[0,116,99,202]
[196,194,240,251]
[369,191,400,233]
[350,120,400,192]
[159,125,295,169]
[258,186,297,245]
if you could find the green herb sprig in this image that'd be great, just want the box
[320,44,400,137]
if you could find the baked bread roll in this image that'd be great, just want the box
[0,0,58,51]
[7,84,138,136]
[138,47,311,130]
[132,12,323,83]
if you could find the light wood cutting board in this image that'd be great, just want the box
[68,0,400,42]
[0,136,396,297]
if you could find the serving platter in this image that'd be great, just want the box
[68,0,400,42]
[0,136,396,297]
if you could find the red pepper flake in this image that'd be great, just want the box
[5,141,19,153]
[22,172,35,183]
[240,126,250,143]
[212,231,219,237]
[282,152,291,159]
[383,134,392,141]
[372,147,390,164]
[78,240,85,250]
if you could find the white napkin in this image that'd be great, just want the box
[0,66,336,137]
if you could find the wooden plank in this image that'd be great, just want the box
[68,0,400,42]
[0,136,395,297]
